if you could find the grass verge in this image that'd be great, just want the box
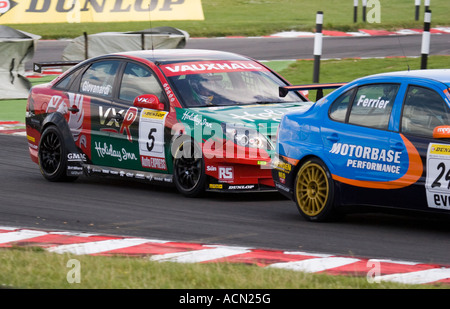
[0,247,442,289]
[6,0,450,39]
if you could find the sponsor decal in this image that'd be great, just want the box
[181,111,212,128]
[99,106,137,142]
[330,142,401,174]
[218,166,234,182]
[0,0,204,24]
[433,126,450,139]
[278,172,286,184]
[142,110,166,120]
[331,134,423,189]
[67,165,83,176]
[138,109,168,171]
[161,61,267,77]
[94,142,137,162]
[141,155,167,171]
[273,160,292,174]
[275,182,290,193]
[67,153,87,162]
[47,94,90,154]
[426,143,450,210]
[81,81,112,96]
[356,95,390,109]
[163,83,176,104]
[206,165,217,172]
[209,184,223,189]
[229,109,291,123]
[228,185,255,190]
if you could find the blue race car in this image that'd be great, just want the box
[273,69,450,221]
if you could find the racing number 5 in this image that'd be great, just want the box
[147,128,157,152]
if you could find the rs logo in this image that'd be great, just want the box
[218,167,234,181]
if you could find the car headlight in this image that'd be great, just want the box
[222,123,273,150]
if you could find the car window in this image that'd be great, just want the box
[329,88,355,122]
[54,67,83,90]
[161,60,304,107]
[79,60,119,98]
[119,62,167,105]
[348,84,399,130]
[401,85,450,138]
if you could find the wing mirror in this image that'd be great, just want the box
[133,94,165,110]
[433,126,450,139]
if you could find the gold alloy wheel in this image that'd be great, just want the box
[295,162,330,217]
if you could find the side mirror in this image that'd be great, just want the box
[133,94,165,110]
[433,126,450,139]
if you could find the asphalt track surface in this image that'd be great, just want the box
[3,130,450,265]
[6,34,450,266]
[28,33,450,67]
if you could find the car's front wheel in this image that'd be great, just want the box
[294,158,336,222]
[38,125,77,182]
[173,138,206,197]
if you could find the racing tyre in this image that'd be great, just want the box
[38,126,77,182]
[294,158,336,222]
[173,138,206,197]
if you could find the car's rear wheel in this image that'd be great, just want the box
[173,138,206,197]
[294,158,336,222]
[38,125,77,182]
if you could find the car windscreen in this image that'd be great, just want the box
[160,60,304,107]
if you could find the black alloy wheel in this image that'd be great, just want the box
[173,138,206,197]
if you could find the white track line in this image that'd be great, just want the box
[0,229,48,244]
[48,238,167,255]
[267,257,361,273]
[378,268,450,285]
[150,246,251,263]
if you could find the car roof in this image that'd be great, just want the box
[112,49,253,64]
[365,69,450,86]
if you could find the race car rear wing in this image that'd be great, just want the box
[33,61,81,73]
[279,82,346,100]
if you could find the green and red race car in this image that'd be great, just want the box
[26,49,312,196]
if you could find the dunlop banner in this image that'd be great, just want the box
[0,0,204,24]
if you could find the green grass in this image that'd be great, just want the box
[1,247,443,289]
[274,55,450,98]
[7,0,450,39]
[276,56,450,85]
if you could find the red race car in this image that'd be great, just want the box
[26,49,312,197]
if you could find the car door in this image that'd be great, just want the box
[73,59,121,167]
[399,82,450,212]
[107,60,171,174]
[321,82,408,207]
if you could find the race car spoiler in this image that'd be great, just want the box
[33,61,81,73]
[279,82,347,100]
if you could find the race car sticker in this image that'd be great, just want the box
[160,61,268,77]
[138,109,168,171]
[331,134,423,189]
[425,143,450,210]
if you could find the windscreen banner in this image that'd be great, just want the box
[0,0,204,24]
